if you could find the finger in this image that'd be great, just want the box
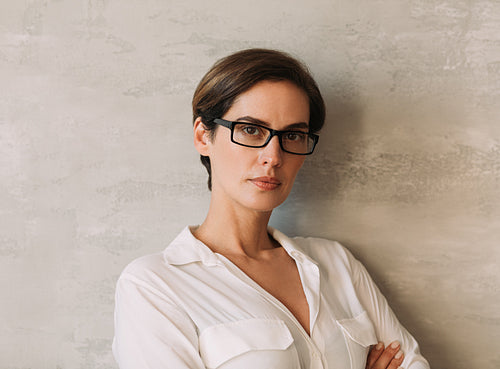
[386,349,404,369]
[366,342,384,368]
[371,341,401,369]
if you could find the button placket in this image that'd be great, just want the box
[311,349,324,369]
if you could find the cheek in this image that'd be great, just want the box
[210,142,247,182]
[289,157,306,175]
[282,158,305,190]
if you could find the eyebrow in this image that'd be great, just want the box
[235,116,310,131]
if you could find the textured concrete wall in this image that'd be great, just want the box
[1,1,499,368]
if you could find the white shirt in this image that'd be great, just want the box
[113,226,430,369]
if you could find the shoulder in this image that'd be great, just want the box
[291,235,358,269]
[120,251,168,282]
[116,227,189,295]
[115,251,174,302]
[274,230,369,287]
[118,225,203,282]
[270,227,361,276]
[116,225,219,304]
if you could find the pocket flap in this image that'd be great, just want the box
[199,319,293,368]
[337,310,378,347]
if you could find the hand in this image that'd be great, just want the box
[366,341,404,369]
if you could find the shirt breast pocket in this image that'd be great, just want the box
[199,318,300,369]
[337,311,378,369]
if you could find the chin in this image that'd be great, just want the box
[242,193,288,213]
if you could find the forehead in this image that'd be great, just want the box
[224,80,310,128]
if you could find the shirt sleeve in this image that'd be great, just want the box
[112,273,206,369]
[349,255,431,369]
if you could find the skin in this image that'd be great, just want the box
[193,79,403,366]
[366,341,405,369]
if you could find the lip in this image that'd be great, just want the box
[249,176,282,191]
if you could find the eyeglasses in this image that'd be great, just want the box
[213,118,319,155]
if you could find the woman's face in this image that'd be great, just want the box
[197,80,310,213]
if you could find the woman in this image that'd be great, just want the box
[113,49,430,369]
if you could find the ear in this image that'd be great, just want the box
[193,117,212,156]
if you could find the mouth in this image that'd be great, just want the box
[249,177,282,191]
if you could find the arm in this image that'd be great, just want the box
[112,273,206,369]
[350,256,430,369]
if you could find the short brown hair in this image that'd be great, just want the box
[192,48,325,190]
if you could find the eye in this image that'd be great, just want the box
[284,132,306,141]
[241,125,262,136]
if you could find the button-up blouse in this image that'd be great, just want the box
[113,226,430,369]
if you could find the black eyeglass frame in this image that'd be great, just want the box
[213,118,319,155]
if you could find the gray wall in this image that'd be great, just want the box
[1,1,498,368]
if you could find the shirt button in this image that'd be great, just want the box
[311,352,323,368]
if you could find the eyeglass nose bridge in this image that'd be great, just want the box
[261,128,285,150]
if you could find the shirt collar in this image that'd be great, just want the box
[163,225,319,267]
[163,226,222,266]
[267,227,319,267]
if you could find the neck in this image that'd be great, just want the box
[193,191,277,259]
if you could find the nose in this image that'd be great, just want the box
[259,135,283,167]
